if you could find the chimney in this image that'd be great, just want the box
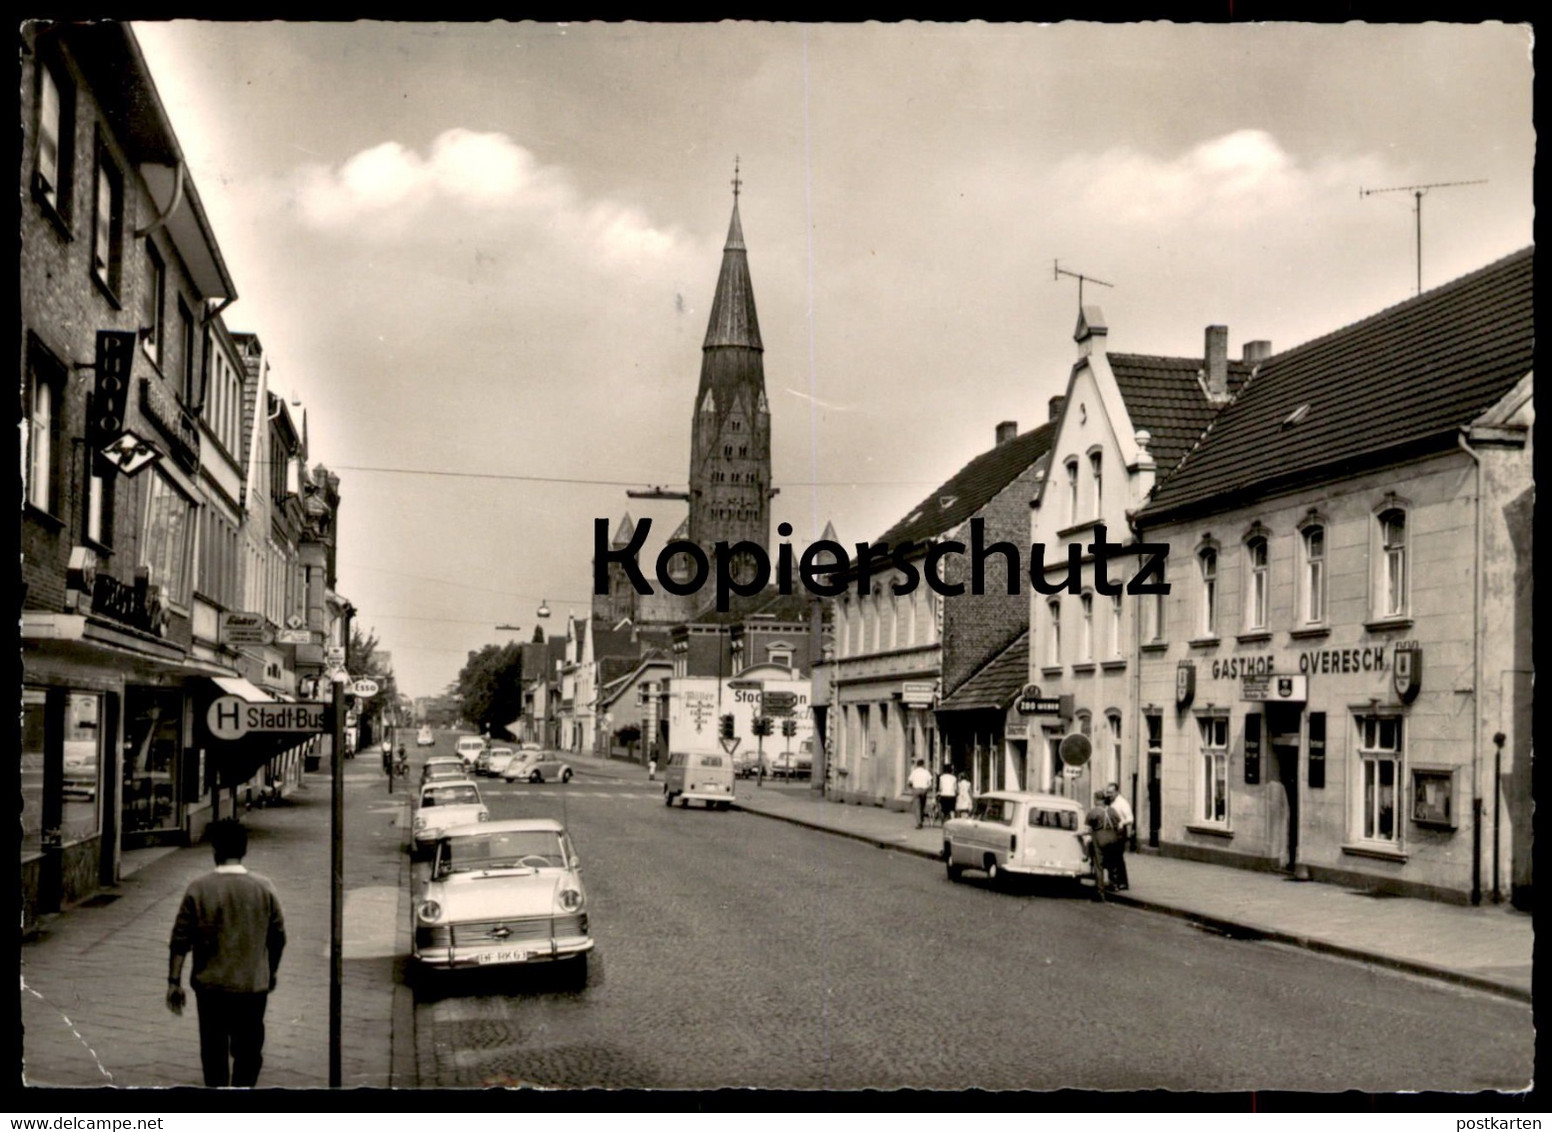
[995,421,1018,446]
[1242,340,1273,365]
[1048,395,1066,423]
[1204,325,1229,402]
[1074,304,1108,359]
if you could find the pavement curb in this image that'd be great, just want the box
[387,794,418,1089]
[731,799,1533,1006]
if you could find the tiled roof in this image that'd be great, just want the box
[1107,354,1252,476]
[938,629,1029,713]
[591,626,638,659]
[1141,247,1534,522]
[689,587,818,625]
[597,655,639,687]
[875,423,1056,548]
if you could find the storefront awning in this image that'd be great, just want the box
[210,675,276,702]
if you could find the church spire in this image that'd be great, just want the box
[703,159,761,350]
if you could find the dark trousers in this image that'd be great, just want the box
[1102,841,1128,888]
[937,795,956,824]
[195,988,269,1087]
[913,790,928,826]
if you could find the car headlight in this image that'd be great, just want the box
[413,816,426,830]
[557,886,584,913]
[418,900,442,922]
[477,810,490,821]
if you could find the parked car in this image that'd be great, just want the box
[412,817,592,985]
[504,750,573,784]
[942,791,1095,890]
[454,735,486,769]
[413,780,489,856]
[768,752,812,779]
[662,750,734,809]
[486,748,518,778]
[421,757,467,786]
[417,727,436,747]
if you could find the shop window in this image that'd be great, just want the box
[1376,509,1409,618]
[1197,716,1230,826]
[1245,536,1269,631]
[1300,523,1326,625]
[21,690,46,859]
[1354,714,1403,844]
[61,693,103,843]
[124,687,185,835]
[141,469,195,607]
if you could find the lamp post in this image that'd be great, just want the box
[329,599,354,1089]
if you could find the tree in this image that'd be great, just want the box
[348,625,398,743]
[455,643,524,740]
[532,625,546,644]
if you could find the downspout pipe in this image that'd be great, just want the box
[1457,430,1484,906]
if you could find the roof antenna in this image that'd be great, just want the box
[1360,180,1487,296]
[1054,260,1114,312]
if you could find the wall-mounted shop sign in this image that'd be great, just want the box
[92,567,169,636]
[900,682,937,708]
[87,330,136,447]
[1015,684,1066,715]
[1175,662,1196,709]
[1392,642,1423,704]
[139,376,200,472]
[221,611,272,646]
[1298,645,1387,676]
[276,628,318,645]
[763,690,800,715]
[1241,674,1307,703]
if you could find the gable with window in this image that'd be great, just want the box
[1088,449,1103,518]
[1065,459,1079,525]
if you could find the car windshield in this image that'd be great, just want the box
[423,784,480,807]
[439,830,568,875]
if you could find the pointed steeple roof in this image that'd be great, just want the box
[612,513,636,547]
[703,198,763,350]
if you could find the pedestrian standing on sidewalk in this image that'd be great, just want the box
[1104,782,1132,890]
[936,765,958,827]
[647,754,657,781]
[1085,791,1124,892]
[166,819,286,1088]
[908,759,933,828]
[955,774,973,818]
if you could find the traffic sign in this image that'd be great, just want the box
[286,614,306,630]
[762,691,798,715]
[325,646,346,667]
[351,678,381,698]
[1059,732,1092,768]
[206,695,328,740]
[719,736,741,755]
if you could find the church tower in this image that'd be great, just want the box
[688,162,773,566]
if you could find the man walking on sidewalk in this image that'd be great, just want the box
[167,819,287,1087]
[908,759,933,828]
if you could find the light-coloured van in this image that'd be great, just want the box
[663,750,734,810]
[454,735,486,769]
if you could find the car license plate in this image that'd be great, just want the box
[477,948,531,965]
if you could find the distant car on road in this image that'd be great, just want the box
[421,757,467,786]
[412,817,592,985]
[663,750,734,809]
[413,779,489,857]
[503,750,573,784]
[486,748,518,778]
[453,735,486,769]
[417,726,436,747]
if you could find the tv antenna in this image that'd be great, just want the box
[1054,260,1114,311]
[1360,180,1487,296]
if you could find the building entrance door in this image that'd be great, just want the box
[1008,739,1027,791]
[1266,703,1303,871]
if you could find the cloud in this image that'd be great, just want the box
[287,128,690,268]
[1052,129,1388,228]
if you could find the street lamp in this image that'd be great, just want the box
[536,598,551,619]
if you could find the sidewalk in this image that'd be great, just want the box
[20,759,416,1089]
[729,780,1534,1003]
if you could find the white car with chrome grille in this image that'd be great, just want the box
[413,818,593,984]
[412,779,489,857]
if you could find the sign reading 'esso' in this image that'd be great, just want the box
[207,695,328,740]
[351,679,381,698]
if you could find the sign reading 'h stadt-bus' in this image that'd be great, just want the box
[207,695,328,740]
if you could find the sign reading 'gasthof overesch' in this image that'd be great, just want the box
[206,696,328,740]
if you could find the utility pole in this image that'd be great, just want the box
[1054,260,1115,312]
[1360,180,1488,296]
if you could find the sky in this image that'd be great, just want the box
[128,20,1534,700]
